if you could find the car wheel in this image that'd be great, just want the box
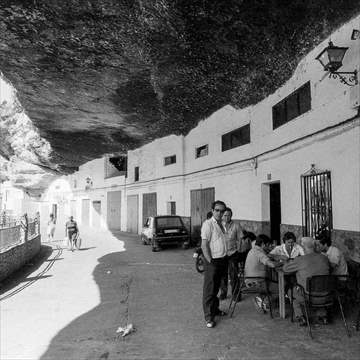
[181,241,189,249]
[151,238,161,252]
[196,255,205,273]
[141,234,148,245]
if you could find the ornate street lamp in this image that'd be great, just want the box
[315,41,358,86]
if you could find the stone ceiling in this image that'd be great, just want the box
[0,0,359,194]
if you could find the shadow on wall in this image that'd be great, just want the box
[40,250,132,359]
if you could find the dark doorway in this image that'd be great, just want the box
[269,182,281,244]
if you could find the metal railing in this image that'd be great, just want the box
[0,213,40,251]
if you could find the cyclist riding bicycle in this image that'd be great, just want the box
[65,216,79,251]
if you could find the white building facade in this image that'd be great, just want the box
[11,16,359,261]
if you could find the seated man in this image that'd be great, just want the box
[317,231,348,276]
[244,234,277,312]
[270,231,304,260]
[283,237,330,325]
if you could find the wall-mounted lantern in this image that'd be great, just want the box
[315,41,358,86]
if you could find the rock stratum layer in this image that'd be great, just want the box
[0,0,359,193]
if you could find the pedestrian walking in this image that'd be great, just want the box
[47,213,56,241]
[65,216,79,251]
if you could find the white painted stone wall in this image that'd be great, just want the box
[37,16,360,236]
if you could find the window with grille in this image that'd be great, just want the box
[164,155,176,166]
[301,170,332,238]
[273,82,311,129]
[221,124,250,152]
[196,144,208,158]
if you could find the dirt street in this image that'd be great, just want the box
[1,229,359,360]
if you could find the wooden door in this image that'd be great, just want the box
[190,187,215,243]
[142,192,157,227]
[127,195,139,233]
[92,201,101,228]
[107,190,121,230]
[81,199,90,226]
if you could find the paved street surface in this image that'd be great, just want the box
[1,228,359,360]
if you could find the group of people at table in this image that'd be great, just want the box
[200,200,348,328]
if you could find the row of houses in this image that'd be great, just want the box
[1,17,359,261]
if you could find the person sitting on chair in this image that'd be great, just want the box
[317,230,348,276]
[269,232,304,260]
[283,237,330,325]
[244,234,277,312]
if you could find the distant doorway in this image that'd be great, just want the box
[127,195,139,233]
[107,190,121,230]
[269,182,281,244]
[81,199,90,226]
[92,201,101,228]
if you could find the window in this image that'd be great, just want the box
[221,124,250,152]
[134,166,139,182]
[273,81,311,129]
[164,155,176,166]
[73,179,77,189]
[196,144,208,158]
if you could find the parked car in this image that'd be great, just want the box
[141,215,190,252]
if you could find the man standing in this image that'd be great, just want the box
[201,200,228,328]
[283,237,330,325]
[222,207,244,301]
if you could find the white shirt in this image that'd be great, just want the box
[201,217,227,258]
[326,245,348,276]
[223,221,243,256]
[270,243,304,259]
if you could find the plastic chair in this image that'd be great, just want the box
[229,275,273,319]
[295,275,350,339]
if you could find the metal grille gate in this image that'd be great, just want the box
[301,170,332,237]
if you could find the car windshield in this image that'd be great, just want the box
[156,217,183,228]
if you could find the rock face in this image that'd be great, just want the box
[0,0,359,193]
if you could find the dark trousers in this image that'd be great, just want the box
[203,256,228,321]
[220,252,241,297]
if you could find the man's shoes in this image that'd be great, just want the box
[253,296,264,313]
[317,316,328,325]
[296,316,307,327]
[206,320,216,328]
[215,309,227,316]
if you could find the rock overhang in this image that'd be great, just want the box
[0,1,359,194]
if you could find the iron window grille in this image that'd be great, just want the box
[301,166,333,238]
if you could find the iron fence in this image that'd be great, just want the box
[0,213,40,251]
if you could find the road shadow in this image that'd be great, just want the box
[0,245,55,296]
[40,249,132,360]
